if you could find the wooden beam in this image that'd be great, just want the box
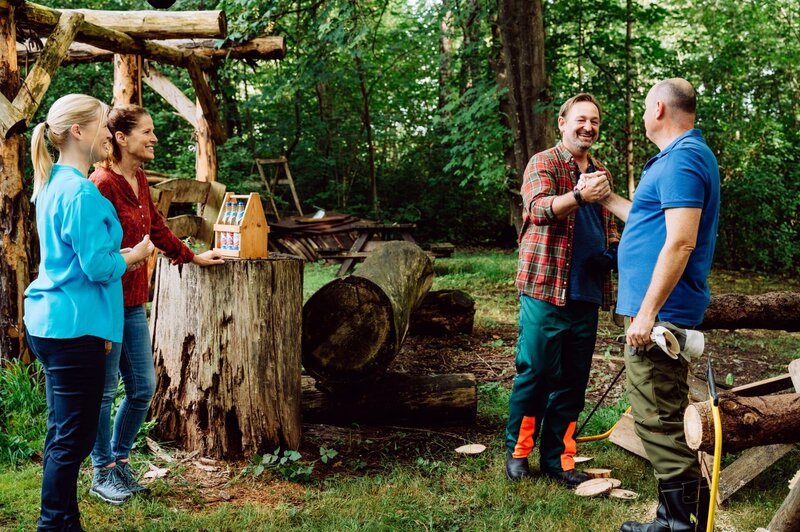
[0,92,25,138]
[142,64,198,128]
[112,54,142,106]
[186,56,227,144]
[67,9,226,40]
[9,10,82,132]
[17,36,285,64]
[19,2,212,69]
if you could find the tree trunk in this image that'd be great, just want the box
[699,291,800,331]
[149,255,303,459]
[302,241,434,387]
[437,8,453,110]
[0,2,35,361]
[302,373,477,426]
[684,393,800,453]
[409,289,475,336]
[195,97,217,182]
[355,55,378,219]
[624,0,635,198]
[112,54,141,106]
[497,0,552,233]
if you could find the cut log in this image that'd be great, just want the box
[22,6,226,40]
[408,289,475,336]
[301,373,477,426]
[149,255,303,459]
[575,478,614,497]
[684,393,800,453]
[700,291,800,331]
[584,468,612,479]
[609,489,638,500]
[302,241,434,387]
[18,36,285,64]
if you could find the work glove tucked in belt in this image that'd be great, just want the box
[650,321,705,363]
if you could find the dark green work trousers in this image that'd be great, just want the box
[624,317,700,481]
[505,295,598,473]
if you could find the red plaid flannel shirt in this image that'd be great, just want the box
[516,143,619,309]
[90,167,194,307]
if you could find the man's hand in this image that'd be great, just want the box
[577,171,610,203]
[192,249,225,267]
[627,314,656,349]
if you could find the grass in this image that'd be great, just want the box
[1,249,799,531]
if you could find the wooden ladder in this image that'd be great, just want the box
[254,156,303,220]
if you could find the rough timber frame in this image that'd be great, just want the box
[0,0,284,360]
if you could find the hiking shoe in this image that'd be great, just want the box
[116,461,151,495]
[89,466,132,505]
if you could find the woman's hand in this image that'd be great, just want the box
[122,235,155,271]
[192,249,225,267]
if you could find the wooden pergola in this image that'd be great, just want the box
[0,0,285,361]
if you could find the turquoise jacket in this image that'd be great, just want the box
[24,165,127,342]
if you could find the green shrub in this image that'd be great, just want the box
[0,361,47,466]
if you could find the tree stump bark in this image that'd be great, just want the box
[409,289,475,336]
[700,291,800,331]
[302,373,477,426]
[302,241,434,387]
[150,254,303,459]
[684,393,800,453]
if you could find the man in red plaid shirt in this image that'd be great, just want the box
[505,93,619,488]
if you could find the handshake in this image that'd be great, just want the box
[575,171,611,204]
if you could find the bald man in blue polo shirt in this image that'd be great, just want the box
[599,78,720,532]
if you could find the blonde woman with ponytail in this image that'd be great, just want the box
[23,94,154,532]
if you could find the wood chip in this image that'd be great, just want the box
[584,468,612,479]
[145,437,175,463]
[198,457,222,466]
[454,444,486,455]
[573,456,593,464]
[194,461,219,472]
[609,488,639,500]
[143,465,169,479]
[575,478,614,497]
[608,478,622,488]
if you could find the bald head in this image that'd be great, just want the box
[650,78,696,116]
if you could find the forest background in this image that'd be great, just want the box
[30,0,800,274]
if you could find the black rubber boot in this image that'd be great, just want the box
[544,469,590,489]
[620,477,710,532]
[505,453,531,480]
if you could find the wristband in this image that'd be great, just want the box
[573,188,585,206]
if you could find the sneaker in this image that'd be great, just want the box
[116,461,151,495]
[90,466,132,505]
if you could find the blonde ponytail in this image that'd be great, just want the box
[29,94,109,202]
[30,122,53,202]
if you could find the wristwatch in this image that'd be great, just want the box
[573,188,585,206]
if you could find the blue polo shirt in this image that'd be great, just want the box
[24,164,127,342]
[617,129,720,326]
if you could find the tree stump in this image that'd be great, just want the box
[684,392,800,453]
[302,241,434,387]
[150,254,303,459]
[409,290,475,336]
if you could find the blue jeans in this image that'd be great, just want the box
[91,306,155,467]
[27,332,106,532]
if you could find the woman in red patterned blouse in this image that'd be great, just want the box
[88,105,223,503]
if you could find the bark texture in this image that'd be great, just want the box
[684,393,800,453]
[0,3,35,361]
[700,291,800,331]
[150,255,303,459]
[302,373,477,426]
[302,241,434,387]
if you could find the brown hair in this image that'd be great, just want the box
[102,104,151,166]
[558,93,602,123]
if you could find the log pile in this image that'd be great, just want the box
[301,241,477,426]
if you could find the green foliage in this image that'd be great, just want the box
[0,362,47,466]
[243,446,338,482]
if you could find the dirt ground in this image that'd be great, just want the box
[149,319,795,508]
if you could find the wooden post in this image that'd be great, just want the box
[149,255,303,459]
[112,54,142,106]
[195,99,217,182]
[0,1,34,361]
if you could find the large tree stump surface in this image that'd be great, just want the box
[150,255,303,459]
[684,392,800,453]
[302,241,434,386]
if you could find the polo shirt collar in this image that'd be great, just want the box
[658,128,702,157]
